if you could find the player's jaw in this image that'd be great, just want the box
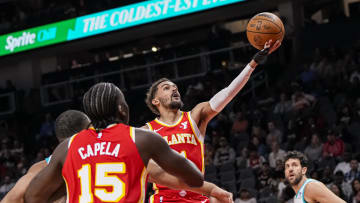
[159,92,183,110]
[286,170,303,186]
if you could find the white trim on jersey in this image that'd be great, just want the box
[187,112,205,143]
[67,134,77,149]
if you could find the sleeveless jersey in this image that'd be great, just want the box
[45,155,52,164]
[147,111,206,201]
[62,124,147,203]
[294,179,317,203]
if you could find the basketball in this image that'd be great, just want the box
[246,12,285,50]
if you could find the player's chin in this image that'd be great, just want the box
[169,101,183,109]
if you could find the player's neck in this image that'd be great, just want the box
[292,176,308,194]
[158,109,182,124]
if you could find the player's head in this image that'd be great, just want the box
[145,78,183,115]
[55,110,90,142]
[83,82,129,129]
[284,151,308,186]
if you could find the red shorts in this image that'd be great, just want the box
[149,190,209,203]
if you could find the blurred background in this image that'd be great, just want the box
[0,0,360,202]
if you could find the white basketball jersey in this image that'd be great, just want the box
[294,179,316,203]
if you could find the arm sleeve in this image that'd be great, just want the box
[209,64,255,112]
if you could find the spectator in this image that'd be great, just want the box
[334,152,353,175]
[321,166,334,185]
[247,150,266,170]
[10,140,23,156]
[350,68,360,84]
[352,179,360,201]
[213,137,236,166]
[273,92,292,116]
[353,191,360,203]
[251,125,267,141]
[248,136,267,158]
[291,91,316,112]
[329,183,346,201]
[235,188,257,203]
[231,111,249,135]
[0,176,15,197]
[322,129,345,159]
[345,158,360,183]
[38,113,55,141]
[328,171,353,201]
[304,134,323,162]
[236,147,248,169]
[268,141,286,168]
[204,144,215,167]
[266,121,283,146]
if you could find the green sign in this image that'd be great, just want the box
[0,0,245,57]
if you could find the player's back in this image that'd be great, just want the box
[62,123,147,203]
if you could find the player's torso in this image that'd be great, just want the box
[147,111,206,200]
[62,124,147,203]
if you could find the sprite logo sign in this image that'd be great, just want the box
[0,0,245,57]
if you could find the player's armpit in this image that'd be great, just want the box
[135,128,204,188]
[304,181,346,203]
[24,140,68,203]
[191,102,218,132]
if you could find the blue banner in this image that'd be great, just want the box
[67,0,245,40]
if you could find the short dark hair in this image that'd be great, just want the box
[145,78,170,115]
[55,110,90,142]
[83,82,127,130]
[284,151,308,168]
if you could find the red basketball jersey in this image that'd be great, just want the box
[62,124,147,203]
[147,111,206,202]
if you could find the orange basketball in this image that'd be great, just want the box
[246,12,285,50]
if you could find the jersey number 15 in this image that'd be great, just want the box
[77,163,125,203]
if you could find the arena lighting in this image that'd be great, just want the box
[0,0,246,57]
[152,46,158,52]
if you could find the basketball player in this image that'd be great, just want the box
[1,110,90,203]
[24,82,205,203]
[284,151,346,203]
[143,39,281,202]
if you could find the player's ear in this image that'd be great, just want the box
[302,167,307,175]
[118,104,129,124]
[152,98,159,106]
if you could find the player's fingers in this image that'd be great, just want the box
[269,40,281,54]
[264,39,272,49]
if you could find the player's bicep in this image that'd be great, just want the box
[191,102,217,127]
[306,182,346,203]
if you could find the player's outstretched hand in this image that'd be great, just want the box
[265,39,281,54]
[209,187,233,203]
[253,39,282,64]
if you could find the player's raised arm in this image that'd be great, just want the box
[147,160,233,203]
[305,181,346,203]
[190,40,281,132]
[24,139,68,203]
[134,128,204,187]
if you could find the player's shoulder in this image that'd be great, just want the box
[304,179,325,196]
[28,160,47,174]
[140,125,149,129]
[134,127,157,136]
